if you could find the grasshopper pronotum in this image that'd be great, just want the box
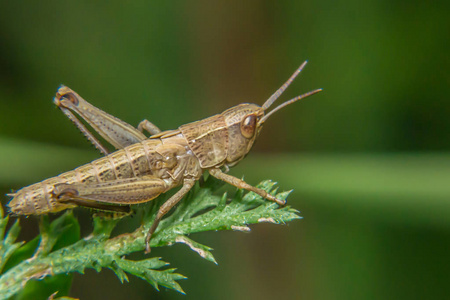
[8,61,321,252]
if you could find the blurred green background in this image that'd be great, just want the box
[0,1,449,299]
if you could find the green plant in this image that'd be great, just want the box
[0,177,300,299]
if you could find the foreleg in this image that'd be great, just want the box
[209,168,286,206]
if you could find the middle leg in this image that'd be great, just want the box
[145,179,196,253]
[138,119,162,136]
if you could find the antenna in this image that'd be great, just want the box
[262,61,308,110]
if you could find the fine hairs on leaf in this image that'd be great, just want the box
[0,176,301,298]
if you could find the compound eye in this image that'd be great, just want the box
[240,114,257,138]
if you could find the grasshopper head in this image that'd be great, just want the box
[223,61,322,166]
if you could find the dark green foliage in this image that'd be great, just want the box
[0,212,80,300]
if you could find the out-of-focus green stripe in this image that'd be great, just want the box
[236,153,450,199]
[0,137,97,186]
[234,153,450,228]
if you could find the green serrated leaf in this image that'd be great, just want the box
[256,180,278,191]
[216,192,228,211]
[276,189,293,201]
[92,217,120,238]
[142,269,185,294]
[4,219,21,246]
[0,216,9,241]
[113,257,185,294]
[142,269,159,290]
[136,257,169,270]
[110,263,129,283]
[0,241,23,274]
[171,272,188,281]
[51,213,80,251]
[0,218,24,274]
[2,236,39,274]
[174,235,217,264]
[11,212,80,300]
[0,178,299,298]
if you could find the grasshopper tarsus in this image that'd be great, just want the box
[8,61,321,248]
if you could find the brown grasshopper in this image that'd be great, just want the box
[7,61,321,252]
